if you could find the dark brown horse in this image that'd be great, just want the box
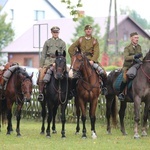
[106,50,150,139]
[68,49,101,139]
[0,66,33,136]
[40,50,70,138]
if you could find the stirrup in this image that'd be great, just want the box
[118,93,125,101]
[38,93,44,102]
[101,87,108,95]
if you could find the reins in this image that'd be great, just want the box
[141,59,150,81]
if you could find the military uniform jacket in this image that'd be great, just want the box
[123,43,142,68]
[68,36,99,62]
[40,38,66,67]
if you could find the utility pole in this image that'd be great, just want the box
[103,0,112,53]
[114,0,118,54]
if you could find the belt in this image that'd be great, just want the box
[84,52,93,57]
[47,54,56,58]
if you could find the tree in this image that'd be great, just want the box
[120,7,150,29]
[0,9,15,51]
[61,0,83,21]
[65,16,104,64]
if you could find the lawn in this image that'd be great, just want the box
[0,119,149,150]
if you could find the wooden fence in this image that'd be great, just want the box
[18,86,148,127]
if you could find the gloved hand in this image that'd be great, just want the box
[134,58,142,64]
[134,53,143,59]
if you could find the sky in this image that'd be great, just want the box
[56,0,150,22]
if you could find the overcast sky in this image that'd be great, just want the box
[82,0,150,21]
[57,0,149,22]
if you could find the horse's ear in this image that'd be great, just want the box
[63,50,66,57]
[55,50,58,56]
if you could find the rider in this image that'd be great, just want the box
[68,24,108,95]
[118,32,143,101]
[37,26,66,102]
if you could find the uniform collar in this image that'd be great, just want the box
[52,37,59,40]
[85,36,92,40]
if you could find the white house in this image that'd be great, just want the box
[0,0,70,40]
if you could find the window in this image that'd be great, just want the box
[123,33,127,41]
[10,9,14,20]
[24,58,33,67]
[34,10,45,21]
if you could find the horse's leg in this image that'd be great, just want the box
[60,103,67,138]
[40,100,46,134]
[119,101,127,135]
[133,96,141,139]
[89,99,97,139]
[52,105,58,134]
[46,105,53,137]
[105,95,115,134]
[141,102,148,137]
[16,104,23,136]
[80,100,87,138]
[6,108,12,135]
[75,96,80,134]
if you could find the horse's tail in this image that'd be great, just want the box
[0,98,7,128]
[111,96,118,127]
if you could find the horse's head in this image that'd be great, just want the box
[16,67,33,102]
[69,48,84,79]
[54,50,67,79]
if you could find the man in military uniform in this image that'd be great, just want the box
[68,25,108,95]
[118,32,143,101]
[37,26,66,101]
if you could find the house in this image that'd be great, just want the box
[1,15,150,68]
[0,0,69,39]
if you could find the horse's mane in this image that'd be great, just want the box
[16,67,30,78]
[142,50,150,61]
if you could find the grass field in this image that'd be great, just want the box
[0,119,149,150]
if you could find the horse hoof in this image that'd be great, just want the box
[52,130,57,134]
[91,132,97,139]
[75,131,80,135]
[141,131,147,137]
[40,131,45,134]
[46,135,51,138]
[134,133,140,139]
[61,136,66,139]
[17,133,21,137]
[82,135,87,139]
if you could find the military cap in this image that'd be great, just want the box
[130,32,138,37]
[84,25,92,30]
[51,26,60,32]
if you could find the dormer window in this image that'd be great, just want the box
[34,10,45,21]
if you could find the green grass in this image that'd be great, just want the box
[0,119,149,150]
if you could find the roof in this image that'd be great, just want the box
[2,15,150,53]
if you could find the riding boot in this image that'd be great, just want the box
[92,63,108,95]
[118,81,127,101]
[69,78,77,98]
[37,81,45,102]
[100,74,108,95]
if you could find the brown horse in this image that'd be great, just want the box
[0,66,33,136]
[106,50,150,139]
[68,49,101,139]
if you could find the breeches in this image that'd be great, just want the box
[38,67,48,82]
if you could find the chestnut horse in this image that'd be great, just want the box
[68,49,101,139]
[40,50,71,138]
[0,66,33,136]
[106,50,150,139]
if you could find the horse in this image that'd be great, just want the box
[68,48,101,139]
[106,50,150,139]
[40,50,70,138]
[0,66,33,136]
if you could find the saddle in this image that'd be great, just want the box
[0,62,19,90]
[113,72,132,93]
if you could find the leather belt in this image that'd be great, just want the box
[47,54,56,58]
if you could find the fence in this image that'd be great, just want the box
[19,86,148,127]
